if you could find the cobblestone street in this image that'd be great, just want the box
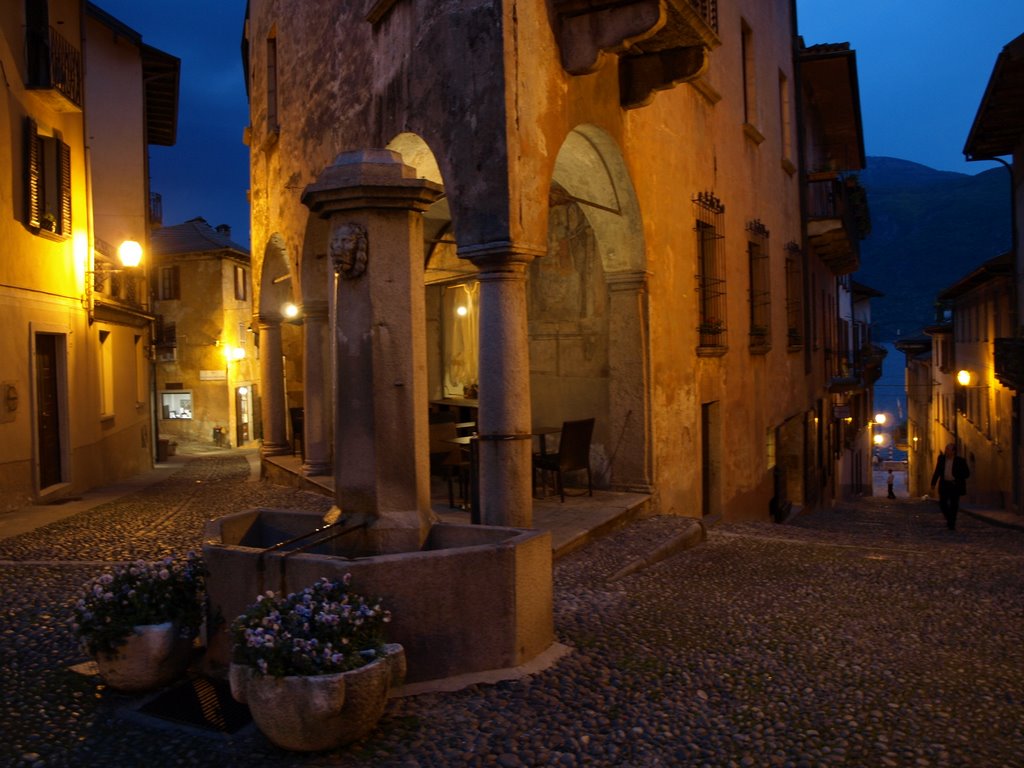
[1,452,1022,767]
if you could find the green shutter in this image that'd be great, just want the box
[25,117,41,229]
[58,139,71,235]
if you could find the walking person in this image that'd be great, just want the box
[930,443,970,530]
[886,469,896,499]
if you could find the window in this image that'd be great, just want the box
[694,192,727,349]
[784,242,803,347]
[134,334,146,404]
[99,330,114,416]
[747,219,770,351]
[161,391,192,420]
[158,265,180,300]
[155,318,177,361]
[442,282,479,398]
[740,20,758,133]
[234,264,248,301]
[25,117,71,236]
[266,33,279,132]
[778,70,794,172]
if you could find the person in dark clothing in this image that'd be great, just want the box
[886,469,896,499]
[930,443,970,530]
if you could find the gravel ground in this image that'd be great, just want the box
[1,453,1022,767]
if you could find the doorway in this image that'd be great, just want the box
[236,386,251,446]
[701,401,721,519]
[34,333,65,490]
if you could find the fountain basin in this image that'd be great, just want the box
[202,508,553,683]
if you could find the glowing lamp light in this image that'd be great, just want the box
[956,369,972,387]
[455,305,468,317]
[117,240,143,268]
[222,345,246,362]
[238,386,249,395]
[282,302,299,319]
[873,434,884,446]
[874,413,887,425]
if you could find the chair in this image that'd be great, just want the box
[289,407,305,458]
[533,418,594,502]
[429,421,470,509]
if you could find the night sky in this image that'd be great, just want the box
[91,1,1024,252]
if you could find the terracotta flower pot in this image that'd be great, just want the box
[93,622,193,693]
[229,643,406,752]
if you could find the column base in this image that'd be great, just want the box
[301,460,332,477]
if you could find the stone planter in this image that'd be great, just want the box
[229,643,406,752]
[93,622,193,693]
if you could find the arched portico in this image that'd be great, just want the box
[257,233,295,457]
[532,125,651,492]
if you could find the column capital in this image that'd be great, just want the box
[302,149,443,216]
[458,240,546,272]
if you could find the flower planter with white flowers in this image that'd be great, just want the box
[229,575,404,752]
[72,553,207,693]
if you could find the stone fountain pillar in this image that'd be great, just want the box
[302,150,443,552]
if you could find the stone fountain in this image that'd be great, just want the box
[203,150,554,683]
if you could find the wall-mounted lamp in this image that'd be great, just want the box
[874,413,887,425]
[222,345,246,362]
[117,240,143,268]
[282,302,300,320]
[956,369,972,387]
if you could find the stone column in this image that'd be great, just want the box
[606,270,653,491]
[300,299,331,475]
[257,315,290,456]
[302,149,442,552]
[462,244,543,528]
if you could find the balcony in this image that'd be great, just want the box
[805,173,868,275]
[26,26,83,111]
[552,0,720,108]
[994,337,1024,391]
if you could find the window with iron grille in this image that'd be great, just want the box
[694,192,726,349]
[747,219,770,351]
[25,118,71,236]
[784,241,803,347]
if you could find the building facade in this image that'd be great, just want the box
[965,32,1023,516]
[151,218,258,450]
[0,1,177,511]
[242,0,870,525]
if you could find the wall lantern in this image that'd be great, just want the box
[282,302,299,319]
[117,239,143,268]
[956,369,972,387]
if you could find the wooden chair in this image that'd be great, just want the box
[533,418,594,502]
[429,421,470,509]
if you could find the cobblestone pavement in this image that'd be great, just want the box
[1,453,1022,767]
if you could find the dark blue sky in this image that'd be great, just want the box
[94,1,1024,253]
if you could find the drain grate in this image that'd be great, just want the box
[138,676,252,734]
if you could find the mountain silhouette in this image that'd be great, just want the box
[853,156,1012,341]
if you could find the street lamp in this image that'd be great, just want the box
[955,369,972,450]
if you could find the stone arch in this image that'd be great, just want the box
[259,232,296,319]
[255,232,295,456]
[387,133,479,402]
[532,124,651,491]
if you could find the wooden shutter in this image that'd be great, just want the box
[25,118,41,229]
[58,139,71,235]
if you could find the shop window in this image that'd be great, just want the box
[161,391,192,420]
[442,282,479,398]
